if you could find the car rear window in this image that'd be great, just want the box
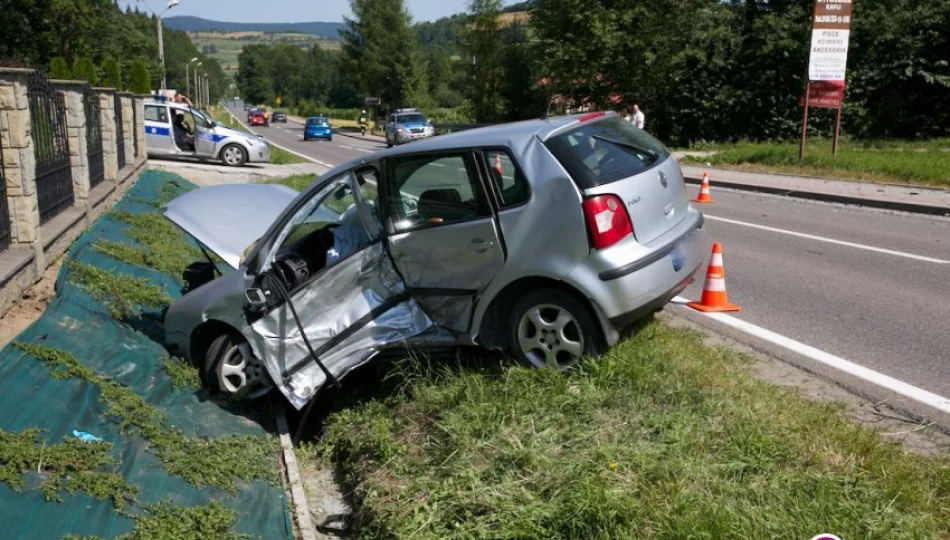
[544,117,669,189]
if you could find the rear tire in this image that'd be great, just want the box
[508,288,603,370]
[203,333,268,397]
[220,144,247,167]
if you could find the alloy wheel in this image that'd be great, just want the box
[517,304,585,369]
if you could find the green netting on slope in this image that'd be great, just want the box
[0,171,292,539]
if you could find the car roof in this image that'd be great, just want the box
[385,112,616,155]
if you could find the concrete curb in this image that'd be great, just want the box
[276,405,318,540]
[682,173,950,216]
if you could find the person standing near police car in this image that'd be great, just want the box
[631,104,645,130]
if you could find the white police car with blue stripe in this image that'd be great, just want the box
[144,97,269,167]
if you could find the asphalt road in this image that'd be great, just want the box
[231,104,950,400]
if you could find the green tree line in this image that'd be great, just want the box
[0,0,226,101]
[238,0,949,143]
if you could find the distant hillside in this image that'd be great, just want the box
[164,16,345,39]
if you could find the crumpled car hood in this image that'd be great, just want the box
[164,183,299,269]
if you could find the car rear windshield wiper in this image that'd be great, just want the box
[591,135,660,161]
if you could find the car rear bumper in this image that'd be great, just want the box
[305,131,332,139]
[566,207,707,328]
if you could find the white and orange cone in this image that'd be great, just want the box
[688,242,740,312]
[494,154,504,175]
[692,171,714,203]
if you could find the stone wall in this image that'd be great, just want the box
[0,69,148,318]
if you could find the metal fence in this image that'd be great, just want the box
[84,87,105,188]
[114,95,125,169]
[0,138,10,253]
[28,71,74,224]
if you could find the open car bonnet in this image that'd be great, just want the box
[164,183,299,269]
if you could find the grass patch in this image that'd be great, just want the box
[312,319,950,539]
[680,139,950,187]
[265,174,316,192]
[92,211,206,281]
[63,500,250,540]
[268,144,306,165]
[0,428,138,509]
[13,343,278,492]
[67,261,171,320]
[164,358,201,391]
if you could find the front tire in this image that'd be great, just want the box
[508,288,603,370]
[220,144,247,167]
[203,334,268,397]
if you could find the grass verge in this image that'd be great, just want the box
[13,343,278,492]
[0,428,138,509]
[266,174,317,192]
[679,139,950,187]
[308,319,950,539]
[267,144,307,165]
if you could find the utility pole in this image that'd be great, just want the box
[186,57,198,99]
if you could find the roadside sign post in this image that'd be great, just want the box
[799,0,853,161]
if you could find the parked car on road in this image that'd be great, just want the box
[303,116,333,142]
[250,110,269,127]
[162,111,706,409]
[143,97,269,167]
[272,110,288,123]
[384,108,434,147]
[246,106,260,122]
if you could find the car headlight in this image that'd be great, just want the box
[397,128,406,133]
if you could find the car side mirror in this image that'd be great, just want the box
[244,288,268,313]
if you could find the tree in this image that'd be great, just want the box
[49,57,72,79]
[72,56,98,85]
[341,0,429,110]
[464,0,505,122]
[101,57,122,89]
[128,59,151,93]
[236,44,274,104]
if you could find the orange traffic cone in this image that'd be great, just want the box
[688,242,740,312]
[692,172,714,203]
[494,154,504,175]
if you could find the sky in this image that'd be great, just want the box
[119,0,484,23]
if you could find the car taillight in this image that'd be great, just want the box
[582,194,633,250]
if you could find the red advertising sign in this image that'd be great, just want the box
[799,80,845,109]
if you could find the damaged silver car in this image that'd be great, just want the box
[162,111,707,409]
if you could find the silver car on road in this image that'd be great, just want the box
[162,111,707,409]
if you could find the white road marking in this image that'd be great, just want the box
[705,214,950,264]
[223,107,334,169]
[672,296,950,415]
[340,145,354,150]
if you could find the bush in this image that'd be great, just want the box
[128,60,151,94]
[101,57,122,90]
[49,57,71,80]
[72,57,98,86]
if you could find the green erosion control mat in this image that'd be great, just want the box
[0,171,292,539]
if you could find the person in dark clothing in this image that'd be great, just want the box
[173,112,195,151]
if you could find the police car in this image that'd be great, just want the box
[384,108,435,148]
[144,97,269,167]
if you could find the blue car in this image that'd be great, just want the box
[303,117,333,142]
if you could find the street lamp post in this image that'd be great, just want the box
[185,57,198,99]
[193,62,202,105]
[157,0,180,90]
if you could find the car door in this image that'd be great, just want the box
[144,104,173,154]
[381,151,505,333]
[189,108,217,157]
[246,170,436,409]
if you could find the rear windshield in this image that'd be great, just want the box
[544,117,669,188]
[307,118,328,126]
